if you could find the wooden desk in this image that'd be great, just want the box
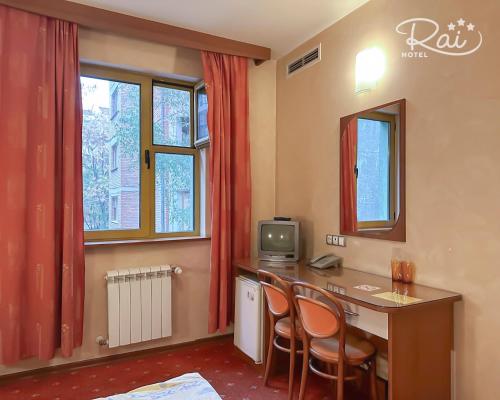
[233,258,462,400]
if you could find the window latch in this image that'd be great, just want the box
[354,165,359,179]
[145,149,151,169]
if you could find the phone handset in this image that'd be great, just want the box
[310,253,334,264]
[309,253,342,269]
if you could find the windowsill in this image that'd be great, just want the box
[84,235,211,247]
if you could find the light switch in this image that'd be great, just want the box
[326,234,333,245]
[332,235,339,246]
[338,236,346,247]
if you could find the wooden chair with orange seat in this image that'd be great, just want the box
[291,281,378,400]
[257,270,302,400]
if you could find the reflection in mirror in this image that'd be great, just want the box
[340,99,406,242]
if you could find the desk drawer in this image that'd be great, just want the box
[342,302,388,340]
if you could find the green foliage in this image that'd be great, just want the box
[82,105,111,230]
[113,84,140,162]
[153,86,191,146]
[155,154,194,232]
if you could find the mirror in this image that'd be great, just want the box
[339,99,406,242]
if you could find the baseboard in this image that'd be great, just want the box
[0,334,234,383]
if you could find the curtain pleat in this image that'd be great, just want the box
[340,117,358,233]
[201,51,251,333]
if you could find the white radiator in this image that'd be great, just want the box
[105,265,182,348]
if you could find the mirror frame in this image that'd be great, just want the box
[339,98,406,242]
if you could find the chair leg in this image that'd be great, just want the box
[263,315,275,386]
[326,363,336,391]
[369,358,378,400]
[298,341,309,400]
[288,336,296,400]
[336,361,344,400]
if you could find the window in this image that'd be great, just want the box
[356,112,396,229]
[111,143,118,170]
[110,196,118,223]
[111,86,119,119]
[81,65,203,241]
[194,83,209,147]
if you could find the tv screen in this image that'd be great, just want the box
[261,224,295,252]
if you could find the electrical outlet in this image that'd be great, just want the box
[327,234,346,246]
[338,236,346,247]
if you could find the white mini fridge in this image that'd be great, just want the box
[234,275,264,364]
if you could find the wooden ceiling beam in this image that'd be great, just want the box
[0,0,271,62]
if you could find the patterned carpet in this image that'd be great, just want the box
[0,336,337,400]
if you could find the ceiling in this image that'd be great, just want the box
[68,0,370,57]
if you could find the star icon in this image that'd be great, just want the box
[457,18,466,26]
[448,22,456,31]
[467,22,475,31]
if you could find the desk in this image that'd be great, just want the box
[233,258,462,400]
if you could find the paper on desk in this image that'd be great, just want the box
[372,291,422,305]
[353,284,381,292]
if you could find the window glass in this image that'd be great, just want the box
[153,85,191,147]
[111,143,118,170]
[111,196,118,223]
[111,88,119,119]
[155,153,194,233]
[81,76,141,231]
[196,86,209,142]
[356,118,390,222]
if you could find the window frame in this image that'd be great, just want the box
[355,111,397,230]
[194,81,210,149]
[81,64,200,241]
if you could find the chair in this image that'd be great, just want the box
[257,270,302,400]
[291,281,378,400]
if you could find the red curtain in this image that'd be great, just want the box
[0,6,85,364]
[201,52,251,333]
[340,117,358,233]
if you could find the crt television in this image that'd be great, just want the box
[258,220,300,262]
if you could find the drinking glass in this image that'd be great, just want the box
[401,261,415,283]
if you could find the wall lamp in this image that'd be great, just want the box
[355,47,386,93]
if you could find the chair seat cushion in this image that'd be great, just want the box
[310,333,375,365]
[275,317,303,339]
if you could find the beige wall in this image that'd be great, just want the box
[249,60,278,257]
[275,0,500,398]
[79,28,204,81]
[0,30,277,375]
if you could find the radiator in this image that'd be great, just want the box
[105,265,182,348]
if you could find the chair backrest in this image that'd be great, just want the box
[291,281,346,343]
[257,269,290,318]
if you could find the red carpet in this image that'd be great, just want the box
[0,336,338,400]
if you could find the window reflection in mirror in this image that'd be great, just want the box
[340,99,405,242]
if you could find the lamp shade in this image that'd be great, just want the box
[355,47,385,93]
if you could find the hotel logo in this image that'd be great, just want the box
[396,17,483,58]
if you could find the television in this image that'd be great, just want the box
[258,219,300,262]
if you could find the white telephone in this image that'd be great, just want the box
[309,254,342,269]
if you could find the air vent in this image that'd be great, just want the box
[286,44,321,77]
